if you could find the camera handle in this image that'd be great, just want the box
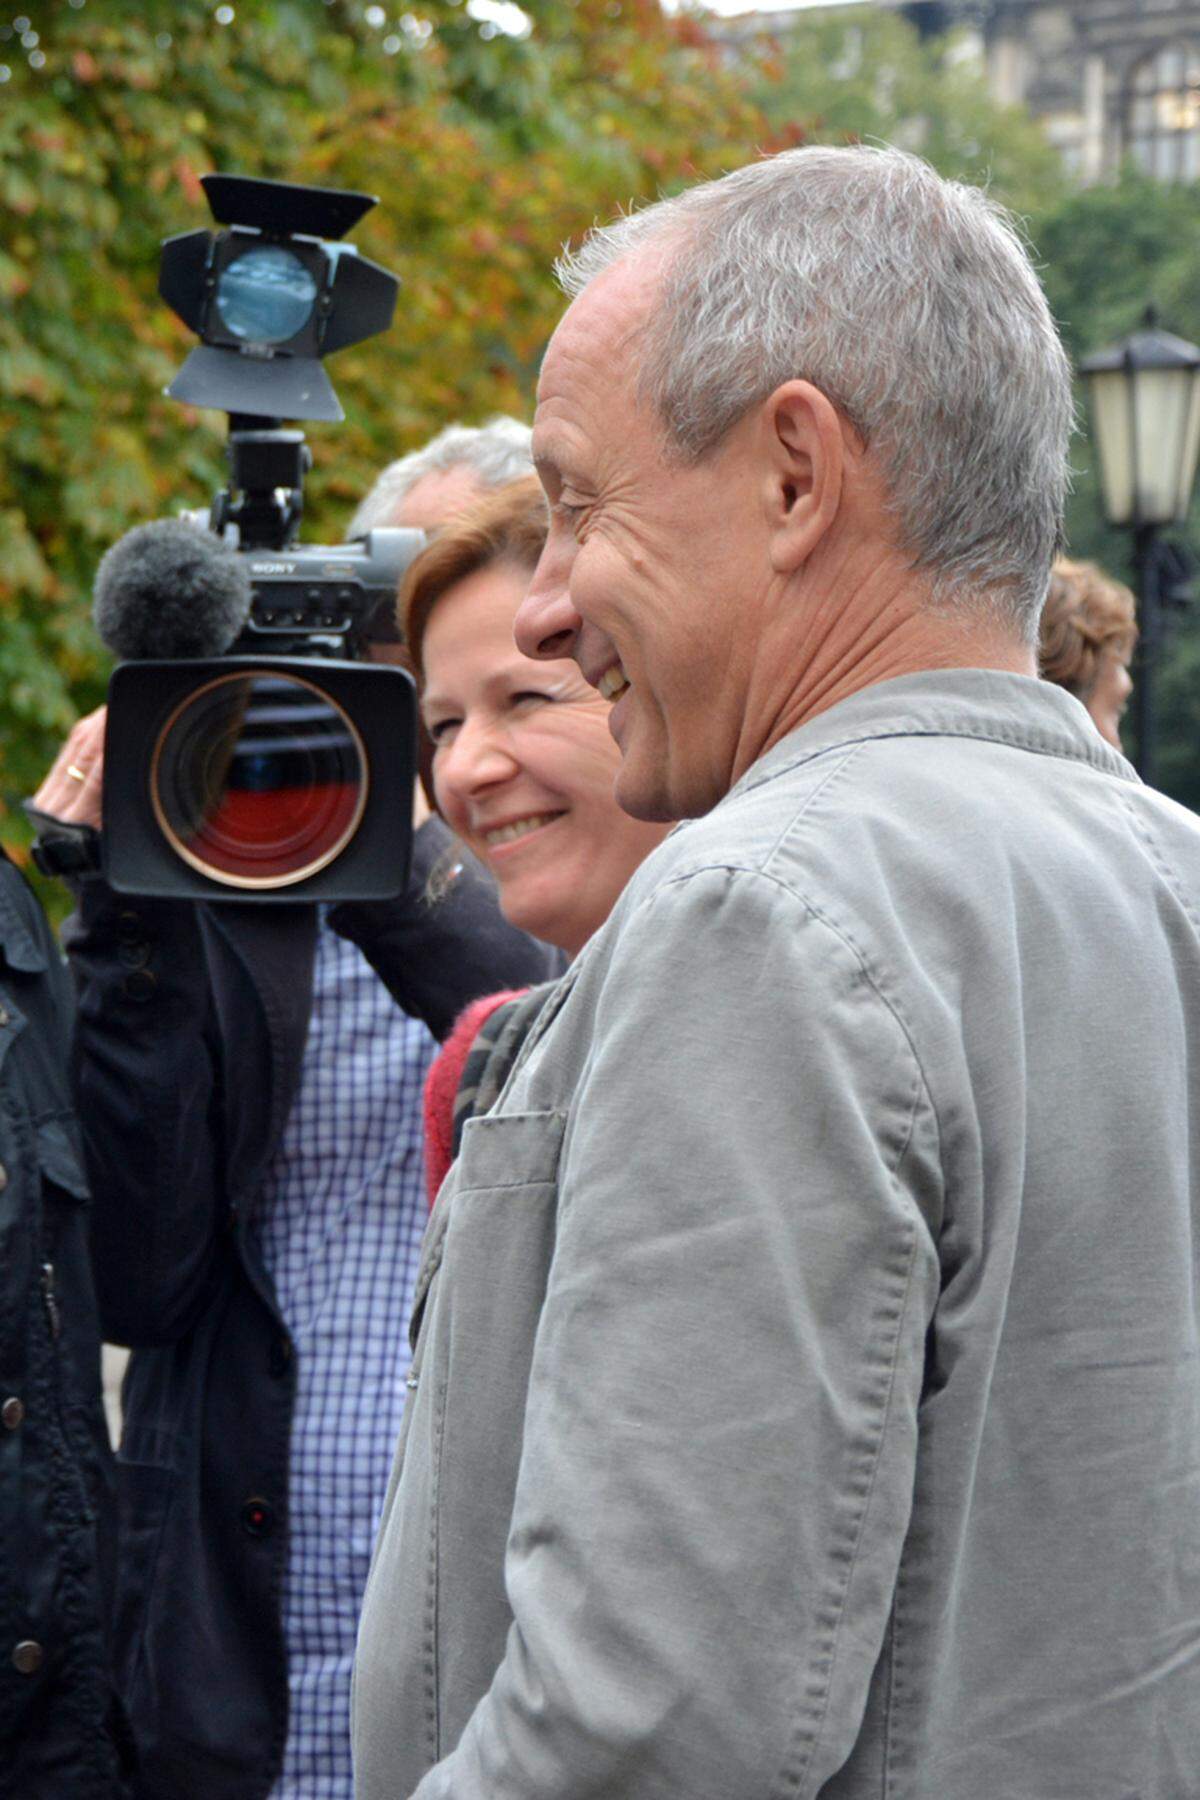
[212,419,310,552]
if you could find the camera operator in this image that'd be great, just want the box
[34,418,562,1800]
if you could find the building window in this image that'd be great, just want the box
[1128,43,1200,180]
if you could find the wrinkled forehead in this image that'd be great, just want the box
[534,257,665,475]
[537,269,650,406]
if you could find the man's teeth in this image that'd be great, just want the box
[598,666,631,702]
[483,814,559,847]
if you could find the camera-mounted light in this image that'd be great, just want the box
[91,173,420,904]
[159,173,398,423]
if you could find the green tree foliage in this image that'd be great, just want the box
[7,0,1200,904]
[0,0,766,884]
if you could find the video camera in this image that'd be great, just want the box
[95,174,424,902]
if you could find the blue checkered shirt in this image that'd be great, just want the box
[255,918,438,1798]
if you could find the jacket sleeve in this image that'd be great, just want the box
[410,867,944,1799]
[63,876,231,1349]
[328,816,566,1043]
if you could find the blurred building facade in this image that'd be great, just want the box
[904,1,1200,181]
[729,2,1200,184]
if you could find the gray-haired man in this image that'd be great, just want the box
[355,149,1200,1798]
[347,416,536,539]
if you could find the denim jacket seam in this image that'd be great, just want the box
[1115,787,1200,938]
[407,1203,451,1353]
[735,718,1132,803]
[626,856,936,1798]
[425,1359,446,1767]
[642,860,946,1203]
[767,1064,928,1799]
[885,1512,920,1799]
[759,740,866,866]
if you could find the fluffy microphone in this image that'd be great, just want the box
[92,518,254,661]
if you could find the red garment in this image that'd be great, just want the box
[423,991,524,1206]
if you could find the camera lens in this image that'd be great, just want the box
[214,245,318,345]
[151,671,367,888]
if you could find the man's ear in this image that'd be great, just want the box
[764,381,846,575]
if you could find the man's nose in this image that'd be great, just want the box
[514,538,582,662]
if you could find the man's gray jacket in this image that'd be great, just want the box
[354,670,1200,1800]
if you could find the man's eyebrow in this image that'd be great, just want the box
[534,432,594,489]
[532,445,564,496]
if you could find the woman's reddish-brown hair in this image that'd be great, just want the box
[398,475,549,682]
[1038,557,1137,699]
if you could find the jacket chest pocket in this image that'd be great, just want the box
[438,1106,567,1435]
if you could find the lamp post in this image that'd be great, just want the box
[1079,309,1200,785]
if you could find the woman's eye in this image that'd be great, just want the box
[425,717,460,745]
[512,691,550,711]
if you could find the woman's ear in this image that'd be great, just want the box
[764,381,846,575]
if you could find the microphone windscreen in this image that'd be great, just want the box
[93,518,254,661]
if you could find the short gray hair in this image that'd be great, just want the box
[556,146,1073,638]
[347,415,533,538]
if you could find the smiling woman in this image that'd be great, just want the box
[402,477,670,957]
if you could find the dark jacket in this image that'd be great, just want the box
[0,851,127,1798]
[65,819,562,1800]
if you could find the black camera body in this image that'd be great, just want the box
[235,532,421,651]
[105,655,416,900]
[208,425,422,657]
[99,174,424,904]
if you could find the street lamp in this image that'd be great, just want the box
[1079,308,1200,784]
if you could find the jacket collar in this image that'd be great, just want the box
[727,669,1138,805]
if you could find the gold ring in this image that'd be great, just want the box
[66,764,88,783]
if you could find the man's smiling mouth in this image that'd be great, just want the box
[598,665,631,703]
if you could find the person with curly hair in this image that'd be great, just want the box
[1038,556,1137,750]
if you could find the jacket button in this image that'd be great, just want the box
[116,909,144,944]
[240,1497,275,1538]
[12,1641,43,1675]
[268,1336,293,1379]
[122,969,157,1003]
[0,1006,9,1027]
[2,1397,24,1430]
[117,941,151,970]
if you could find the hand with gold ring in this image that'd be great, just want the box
[32,707,107,830]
